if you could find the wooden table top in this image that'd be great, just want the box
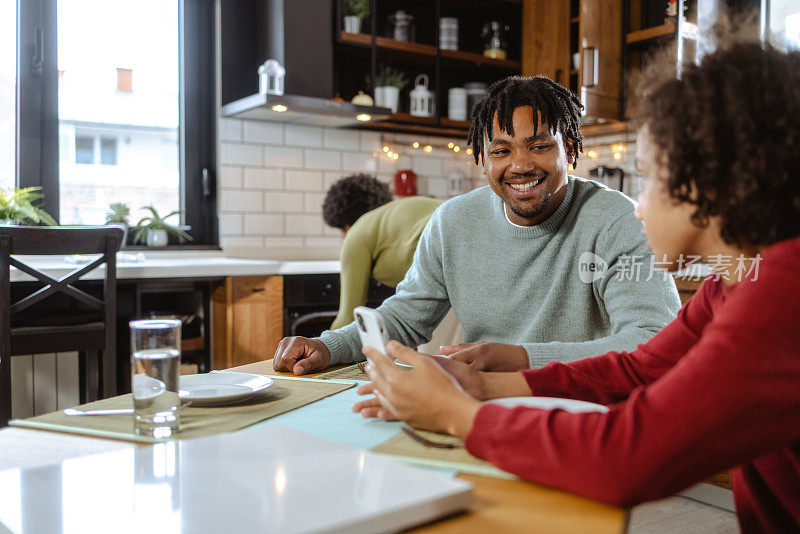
[230,359,629,534]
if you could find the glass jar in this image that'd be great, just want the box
[481,21,509,60]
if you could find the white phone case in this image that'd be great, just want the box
[353,306,390,357]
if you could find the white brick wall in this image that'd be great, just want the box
[217,118,484,250]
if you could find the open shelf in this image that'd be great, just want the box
[440,49,521,70]
[375,36,437,56]
[626,22,675,45]
[339,31,372,46]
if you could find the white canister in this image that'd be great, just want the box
[447,87,467,121]
[409,74,434,117]
[374,86,400,113]
[258,59,285,96]
[439,17,458,50]
[447,169,466,197]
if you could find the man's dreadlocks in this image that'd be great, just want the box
[467,76,584,166]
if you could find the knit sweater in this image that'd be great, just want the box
[331,197,442,330]
[319,176,681,366]
[465,237,800,533]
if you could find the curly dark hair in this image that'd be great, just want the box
[634,36,800,247]
[322,174,393,230]
[466,75,584,166]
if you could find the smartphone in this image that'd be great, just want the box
[354,306,390,357]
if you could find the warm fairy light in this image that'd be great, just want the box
[587,150,598,159]
[613,143,625,152]
[466,148,473,155]
[412,141,420,149]
[613,152,622,160]
[387,151,394,158]
[447,142,454,149]
[424,145,433,153]
[392,153,399,160]
[382,145,390,152]
[453,146,460,153]
[271,104,288,112]
[356,113,371,121]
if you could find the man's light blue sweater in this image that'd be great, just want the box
[319,177,681,366]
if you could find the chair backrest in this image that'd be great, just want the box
[0,226,124,425]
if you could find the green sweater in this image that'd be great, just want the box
[319,177,681,367]
[331,196,443,330]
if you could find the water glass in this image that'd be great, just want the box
[130,319,181,437]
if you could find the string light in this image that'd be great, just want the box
[613,152,622,160]
[453,146,460,153]
[382,146,390,153]
[587,150,598,159]
[412,141,420,149]
[447,142,454,149]
[424,145,433,153]
[466,148,473,155]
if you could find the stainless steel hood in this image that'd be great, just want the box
[221,92,392,128]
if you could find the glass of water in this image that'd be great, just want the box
[130,319,181,438]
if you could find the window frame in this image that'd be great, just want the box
[16,0,218,246]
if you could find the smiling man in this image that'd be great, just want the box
[273,75,680,375]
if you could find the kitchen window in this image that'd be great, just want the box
[0,0,16,192]
[12,0,217,244]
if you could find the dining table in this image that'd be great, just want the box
[226,359,629,534]
[0,358,629,534]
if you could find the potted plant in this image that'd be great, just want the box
[372,64,407,113]
[342,0,369,34]
[0,186,57,226]
[105,202,130,247]
[132,205,193,247]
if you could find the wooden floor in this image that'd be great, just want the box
[629,496,738,533]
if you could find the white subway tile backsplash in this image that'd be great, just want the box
[222,143,264,166]
[265,237,304,248]
[264,192,304,213]
[245,214,285,235]
[411,156,445,176]
[219,213,243,235]
[286,125,323,147]
[425,177,449,197]
[244,168,283,190]
[304,237,343,248]
[265,146,304,168]
[285,170,323,191]
[304,193,325,213]
[220,190,263,212]
[220,166,243,189]
[360,131,383,152]
[324,171,345,190]
[286,214,323,235]
[243,120,284,144]
[220,118,243,142]
[342,152,378,173]
[221,236,264,248]
[324,128,361,150]
[305,149,341,170]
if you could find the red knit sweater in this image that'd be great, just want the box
[465,237,800,533]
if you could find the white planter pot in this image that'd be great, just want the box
[146,229,169,247]
[343,16,361,34]
[374,86,400,113]
[106,223,128,248]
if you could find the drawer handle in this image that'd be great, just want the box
[252,288,265,292]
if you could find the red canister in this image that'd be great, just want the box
[394,169,417,196]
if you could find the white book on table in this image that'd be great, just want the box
[0,424,472,534]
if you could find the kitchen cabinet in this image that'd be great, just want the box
[212,276,284,369]
[522,0,623,123]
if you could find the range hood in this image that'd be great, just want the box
[220,0,390,128]
[221,93,391,127]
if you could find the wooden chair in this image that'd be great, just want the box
[0,226,123,427]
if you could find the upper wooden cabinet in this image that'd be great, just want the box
[522,0,623,123]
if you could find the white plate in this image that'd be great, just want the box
[179,372,274,406]
[488,396,609,413]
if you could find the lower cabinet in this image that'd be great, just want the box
[211,275,284,369]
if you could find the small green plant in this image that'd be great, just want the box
[105,202,130,225]
[132,205,193,244]
[342,0,370,20]
[372,64,408,89]
[0,186,57,226]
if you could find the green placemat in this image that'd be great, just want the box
[315,363,369,382]
[10,376,355,444]
[371,427,515,480]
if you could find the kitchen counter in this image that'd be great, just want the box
[10,250,341,282]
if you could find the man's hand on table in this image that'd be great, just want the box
[440,342,530,371]
[273,336,331,375]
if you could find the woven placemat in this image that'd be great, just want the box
[370,427,514,479]
[10,376,354,443]
[315,362,369,382]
